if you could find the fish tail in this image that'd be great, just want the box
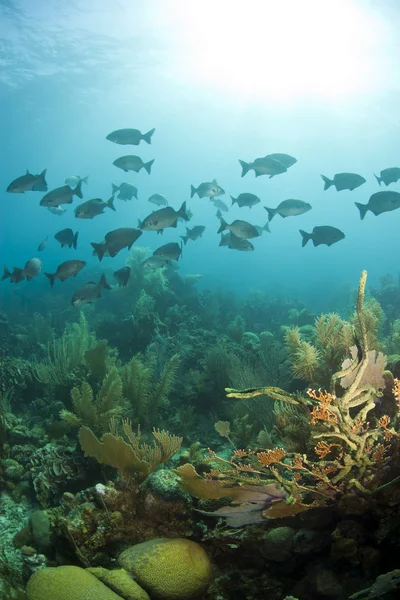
[142,128,155,144]
[73,231,79,250]
[44,272,56,287]
[190,185,197,198]
[1,266,10,281]
[355,202,368,220]
[180,236,188,245]
[111,183,119,196]
[239,159,251,177]
[99,273,111,290]
[263,221,271,233]
[321,174,333,191]
[144,159,155,174]
[137,218,143,229]
[39,168,47,182]
[81,175,89,185]
[230,195,237,206]
[217,217,228,234]
[264,206,276,221]
[107,196,116,211]
[374,174,382,186]
[91,242,106,262]
[74,180,83,199]
[178,201,189,221]
[299,229,311,247]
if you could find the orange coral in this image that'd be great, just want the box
[256,448,285,467]
[307,389,338,425]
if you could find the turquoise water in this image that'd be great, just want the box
[1,1,399,310]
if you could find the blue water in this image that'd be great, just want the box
[1,0,400,313]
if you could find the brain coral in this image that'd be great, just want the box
[26,566,123,600]
[118,538,212,600]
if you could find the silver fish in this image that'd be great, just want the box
[40,181,83,207]
[37,237,48,252]
[75,197,115,219]
[7,169,47,193]
[65,175,88,187]
[211,198,229,212]
[239,157,287,178]
[112,183,138,201]
[114,266,131,287]
[231,193,261,208]
[265,199,312,220]
[374,167,400,187]
[72,274,111,306]
[48,206,67,216]
[321,173,366,192]
[113,155,154,174]
[219,232,254,251]
[191,179,225,199]
[180,225,205,245]
[142,256,169,269]
[139,202,189,233]
[91,228,143,261]
[23,258,42,280]
[218,217,260,239]
[355,191,400,219]
[55,229,78,249]
[148,193,168,206]
[45,259,86,287]
[265,153,297,169]
[106,128,155,145]
[153,242,182,261]
[300,226,345,247]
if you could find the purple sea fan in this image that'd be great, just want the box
[340,346,387,391]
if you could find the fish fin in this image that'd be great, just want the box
[190,185,197,198]
[81,175,89,185]
[91,242,105,262]
[321,174,333,191]
[73,231,79,250]
[25,275,32,281]
[144,159,155,174]
[216,209,222,219]
[1,266,11,281]
[238,160,251,177]
[268,174,275,178]
[112,183,119,195]
[180,236,188,245]
[217,217,228,234]
[107,196,116,211]
[142,128,155,144]
[374,174,382,186]
[178,201,189,221]
[45,272,56,287]
[26,169,29,174]
[299,229,311,247]
[99,273,111,290]
[264,206,276,221]
[230,195,237,206]
[74,180,83,199]
[171,220,178,228]
[212,178,217,184]
[355,201,368,220]
[263,221,271,233]
[137,218,143,229]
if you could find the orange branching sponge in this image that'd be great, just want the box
[314,440,341,459]
[393,378,400,411]
[307,389,338,425]
[256,448,285,467]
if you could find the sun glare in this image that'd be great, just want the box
[166,0,386,102]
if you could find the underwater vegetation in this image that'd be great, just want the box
[1,267,400,600]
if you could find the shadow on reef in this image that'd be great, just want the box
[1,266,400,599]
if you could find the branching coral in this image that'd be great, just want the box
[79,419,182,481]
[32,313,97,385]
[60,368,125,435]
[192,272,400,525]
[284,313,354,387]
